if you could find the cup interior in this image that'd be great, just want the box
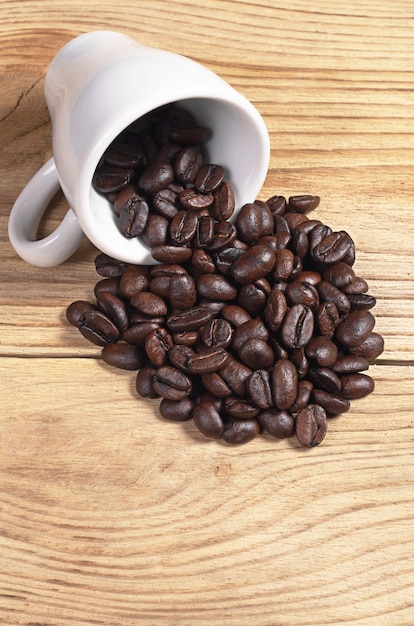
[88,97,270,264]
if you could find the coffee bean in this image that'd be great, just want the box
[239,338,274,370]
[339,373,375,399]
[96,291,129,333]
[295,404,327,447]
[131,291,167,317]
[281,304,314,349]
[151,244,193,263]
[211,181,235,220]
[201,372,232,398]
[140,214,169,248]
[219,356,252,397]
[232,319,268,353]
[222,417,260,444]
[310,389,350,415]
[119,265,150,298]
[316,301,340,338]
[264,288,288,332]
[317,281,351,314]
[336,310,376,348]
[272,359,298,410]
[66,300,96,327]
[247,369,273,409]
[179,188,214,211]
[123,321,162,346]
[331,355,369,374]
[193,401,225,439]
[288,194,320,213]
[290,379,313,413]
[230,244,276,285]
[136,364,159,398]
[285,280,319,309]
[187,347,229,374]
[305,336,338,367]
[308,367,341,394]
[197,274,238,301]
[169,273,197,310]
[159,397,194,421]
[195,163,225,193]
[78,309,120,346]
[138,161,174,195]
[235,201,274,242]
[167,307,215,332]
[95,253,128,278]
[145,327,173,366]
[101,342,147,370]
[93,165,135,193]
[258,408,295,438]
[312,231,354,266]
[152,188,180,219]
[152,366,192,400]
[221,304,252,327]
[201,318,233,348]
[174,145,203,183]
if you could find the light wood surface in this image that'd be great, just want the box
[1,2,413,624]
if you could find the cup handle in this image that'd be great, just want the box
[8,157,86,267]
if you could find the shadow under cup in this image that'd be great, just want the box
[87,96,270,265]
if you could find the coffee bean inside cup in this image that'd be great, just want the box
[67,104,384,448]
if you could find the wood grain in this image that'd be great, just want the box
[1,1,414,625]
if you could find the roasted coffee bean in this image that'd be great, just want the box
[264,288,288,332]
[78,309,120,346]
[152,188,180,219]
[305,336,338,367]
[201,318,233,348]
[308,367,341,394]
[290,347,309,379]
[197,273,238,301]
[193,401,225,439]
[145,327,173,366]
[221,304,252,327]
[95,253,128,278]
[140,214,169,248]
[272,359,298,410]
[247,369,273,409]
[284,212,309,231]
[322,262,355,289]
[230,244,276,285]
[232,319,269,353]
[104,141,146,168]
[205,221,237,251]
[167,306,215,332]
[235,201,274,242]
[96,291,129,332]
[123,321,161,346]
[131,291,168,317]
[187,347,229,374]
[347,293,377,311]
[201,372,232,398]
[258,408,295,438]
[281,304,314,349]
[174,145,203,183]
[93,165,135,193]
[94,277,122,299]
[288,194,320,213]
[211,181,235,221]
[290,379,313,413]
[195,163,225,193]
[311,389,350,415]
[151,244,193,263]
[265,194,286,216]
[101,342,147,370]
[119,265,150,298]
[349,333,384,361]
[285,280,319,309]
[331,355,369,374]
[152,366,192,400]
[169,210,198,245]
[118,196,149,238]
[336,310,376,348]
[239,338,274,370]
[317,281,351,314]
[191,248,216,274]
[178,188,214,211]
[172,330,199,346]
[224,396,260,419]
[237,282,268,317]
[222,417,260,445]
[195,215,215,248]
[312,231,354,266]
[136,364,159,398]
[339,373,375,399]
[272,249,295,281]
[219,356,252,397]
[66,300,96,327]
[169,273,197,310]
[213,246,244,275]
[168,344,196,373]
[295,404,327,447]
[169,125,211,144]
[138,161,174,195]
[159,397,194,421]
[343,277,369,295]
[316,301,340,337]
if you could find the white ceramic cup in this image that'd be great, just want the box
[8,30,270,267]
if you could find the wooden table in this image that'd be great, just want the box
[1,2,413,624]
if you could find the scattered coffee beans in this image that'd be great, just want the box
[66,104,384,448]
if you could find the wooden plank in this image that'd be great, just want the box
[0,358,413,625]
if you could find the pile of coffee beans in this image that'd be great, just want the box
[66,104,384,447]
